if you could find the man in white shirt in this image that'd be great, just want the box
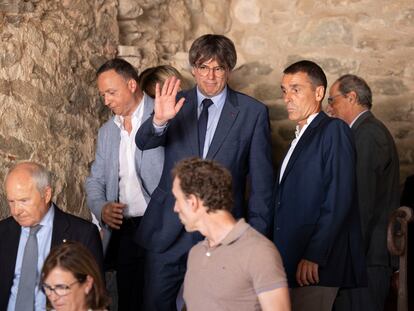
[328,74,399,311]
[85,58,163,310]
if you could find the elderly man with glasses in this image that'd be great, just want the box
[134,34,274,311]
[328,75,400,311]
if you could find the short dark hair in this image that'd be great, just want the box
[336,74,372,109]
[172,158,234,213]
[96,58,139,83]
[284,60,327,97]
[41,241,109,310]
[189,34,237,70]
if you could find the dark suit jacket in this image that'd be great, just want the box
[135,86,274,253]
[401,175,414,208]
[0,204,103,311]
[273,112,366,288]
[352,110,400,266]
[401,175,414,309]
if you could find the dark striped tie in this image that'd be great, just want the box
[198,98,213,157]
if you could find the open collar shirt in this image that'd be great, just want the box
[114,94,147,217]
[279,112,319,183]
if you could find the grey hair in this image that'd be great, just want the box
[336,74,372,109]
[4,161,51,194]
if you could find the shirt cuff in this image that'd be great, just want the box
[152,121,168,135]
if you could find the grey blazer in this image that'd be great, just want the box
[85,94,164,252]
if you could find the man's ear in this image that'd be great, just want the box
[191,67,196,77]
[347,91,358,105]
[127,79,137,93]
[315,85,325,102]
[187,194,199,211]
[43,186,52,205]
[225,71,231,83]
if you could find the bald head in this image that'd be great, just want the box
[5,162,51,192]
[5,162,52,227]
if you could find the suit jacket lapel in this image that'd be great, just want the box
[51,204,69,247]
[280,112,327,184]
[108,121,120,197]
[180,87,199,155]
[206,88,239,159]
[142,93,154,122]
[4,219,21,284]
[351,110,372,132]
[135,94,154,171]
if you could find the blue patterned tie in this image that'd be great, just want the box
[15,224,42,311]
[198,98,213,157]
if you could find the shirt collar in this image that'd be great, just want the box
[201,218,249,247]
[39,203,54,228]
[295,112,319,138]
[113,95,145,129]
[196,86,227,109]
[349,109,369,128]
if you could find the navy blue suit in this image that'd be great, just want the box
[135,86,274,310]
[273,112,366,288]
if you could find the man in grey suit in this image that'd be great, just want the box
[328,74,400,311]
[85,58,163,311]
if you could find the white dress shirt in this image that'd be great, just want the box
[279,113,319,183]
[114,95,147,217]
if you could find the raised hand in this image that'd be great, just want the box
[153,76,185,126]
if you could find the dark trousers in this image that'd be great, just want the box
[290,286,339,311]
[106,217,145,311]
[142,231,196,311]
[333,266,392,311]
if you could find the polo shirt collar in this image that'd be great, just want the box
[221,218,249,245]
[202,218,250,247]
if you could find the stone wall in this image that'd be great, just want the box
[0,0,118,219]
[118,0,414,181]
[1,0,413,218]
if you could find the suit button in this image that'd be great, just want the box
[276,227,280,231]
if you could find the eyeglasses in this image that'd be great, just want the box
[195,65,227,77]
[41,280,79,297]
[327,94,345,105]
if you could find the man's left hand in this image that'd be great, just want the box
[296,259,319,286]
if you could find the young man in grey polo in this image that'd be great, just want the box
[172,158,290,311]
